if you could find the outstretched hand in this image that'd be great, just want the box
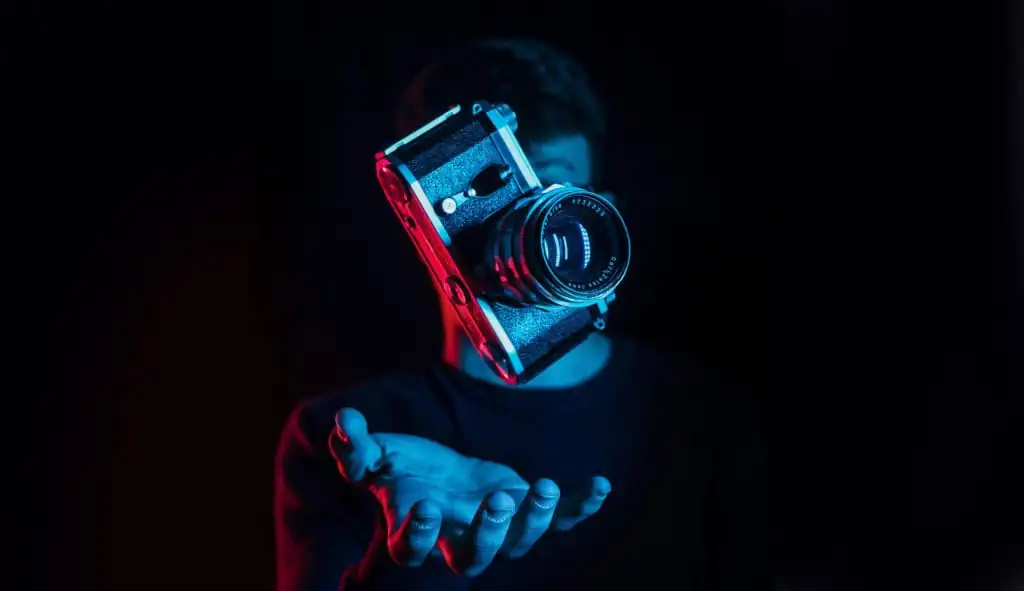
[330,407,611,577]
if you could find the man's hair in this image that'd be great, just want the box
[394,38,607,179]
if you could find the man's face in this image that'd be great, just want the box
[525,134,593,188]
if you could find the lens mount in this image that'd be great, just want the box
[489,186,631,307]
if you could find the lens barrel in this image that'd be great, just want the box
[489,186,630,307]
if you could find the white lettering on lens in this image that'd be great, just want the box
[566,258,618,290]
[570,197,606,217]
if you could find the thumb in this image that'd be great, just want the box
[331,407,383,483]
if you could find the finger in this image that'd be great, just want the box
[330,407,383,483]
[552,475,611,532]
[505,478,560,559]
[388,499,442,568]
[577,476,612,517]
[446,491,515,577]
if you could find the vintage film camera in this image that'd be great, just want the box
[375,101,631,385]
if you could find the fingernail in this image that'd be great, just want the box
[411,517,438,530]
[412,506,441,528]
[484,509,513,524]
[531,496,557,510]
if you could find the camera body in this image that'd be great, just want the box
[375,101,630,385]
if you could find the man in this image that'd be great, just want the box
[276,38,768,590]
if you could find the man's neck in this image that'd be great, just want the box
[441,321,613,390]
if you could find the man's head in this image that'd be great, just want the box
[394,39,617,354]
[394,38,607,191]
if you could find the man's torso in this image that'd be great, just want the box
[286,336,740,589]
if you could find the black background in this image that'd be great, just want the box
[6,2,1023,589]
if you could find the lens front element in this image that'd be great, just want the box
[539,194,625,295]
[491,186,630,307]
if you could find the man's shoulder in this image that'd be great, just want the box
[615,334,690,366]
[613,335,759,429]
[611,333,723,389]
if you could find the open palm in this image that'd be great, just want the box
[330,408,612,577]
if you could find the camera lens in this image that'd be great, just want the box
[490,187,630,307]
[541,201,620,287]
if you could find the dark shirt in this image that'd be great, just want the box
[275,336,768,590]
